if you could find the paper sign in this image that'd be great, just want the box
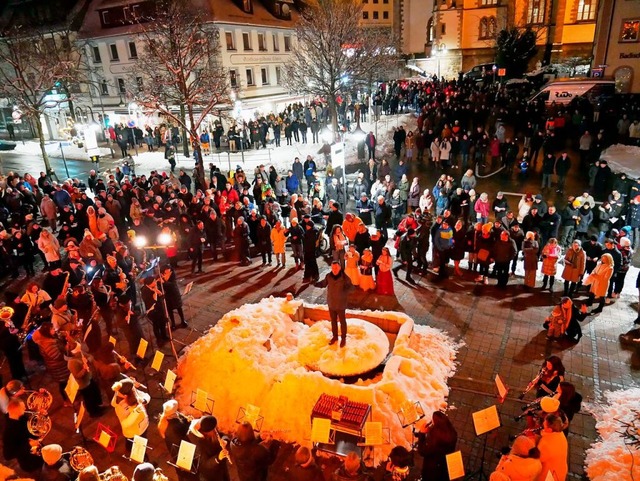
[74,403,86,431]
[136,338,148,359]
[194,389,209,412]
[495,374,508,401]
[65,373,80,403]
[244,404,260,426]
[98,431,111,448]
[109,336,117,346]
[151,351,164,371]
[310,418,331,444]
[130,435,148,463]
[446,451,465,479]
[400,400,419,423]
[176,440,196,471]
[472,405,501,436]
[164,370,176,393]
[364,421,383,445]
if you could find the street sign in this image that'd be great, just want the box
[13,119,22,124]
[498,68,506,77]
[127,120,136,128]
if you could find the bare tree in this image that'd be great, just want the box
[0,27,83,175]
[130,0,231,188]
[282,0,396,134]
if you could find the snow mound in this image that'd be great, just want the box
[584,388,640,481]
[600,144,640,179]
[297,319,389,376]
[176,296,458,462]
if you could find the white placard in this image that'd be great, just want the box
[194,389,208,412]
[472,405,501,436]
[65,373,80,403]
[310,418,331,444]
[136,338,148,359]
[495,374,508,401]
[98,431,111,449]
[176,440,196,471]
[151,351,164,371]
[130,435,148,463]
[364,421,383,445]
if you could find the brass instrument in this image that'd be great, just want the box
[66,446,94,471]
[0,306,19,335]
[61,271,70,299]
[27,409,52,454]
[215,429,232,464]
[152,468,168,481]
[26,389,53,412]
[99,466,128,481]
[113,350,136,371]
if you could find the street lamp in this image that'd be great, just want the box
[128,102,139,157]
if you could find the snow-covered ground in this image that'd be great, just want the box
[11,113,417,177]
[176,296,459,463]
[599,144,640,179]
[584,388,640,481]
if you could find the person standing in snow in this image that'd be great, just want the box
[316,261,352,347]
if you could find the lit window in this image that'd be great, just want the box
[226,32,235,50]
[576,0,596,21]
[488,17,497,37]
[480,0,497,4]
[527,0,546,24]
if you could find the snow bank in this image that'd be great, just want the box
[599,144,640,179]
[584,388,640,481]
[176,296,458,462]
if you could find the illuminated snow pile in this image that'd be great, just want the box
[584,388,640,481]
[176,296,458,460]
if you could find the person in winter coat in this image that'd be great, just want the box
[522,232,539,289]
[407,177,421,212]
[585,253,614,313]
[474,193,491,224]
[79,231,103,264]
[37,229,61,269]
[229,421,280,481]
[40,194,58,232]
[32,322,70,401]
[288,446,324,481]
[256,216,273,266]
[332,451,371,481]
[491,435,542,481]
[111,378,150,440]
[536,414,568,481]
[419,189,434,213]
[493,230,517,288]
[561,240,586,297]
[417,411,458,481]
[540,238,561,291]
[270,219,288,267]
[317,261,352,346]
[161,264,187,329]
[450,220,467,276]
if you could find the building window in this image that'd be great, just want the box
[101,79,109,95]
[272,33,279,51]
[242,32,251,50]
[258,32,267,51]
[576,0,596,21]
[101,11,110,25]
[92,46,101,63]
[373,0,378,3]
[426,17,434,44]
[373,11,379,19]
[441,23,446,34]
[284,35,291,51]
[225,32,235,50]
[480,0,497,4]
[620,19,640,42]
[527,0,546,24]
[383,0,388,3]
[117,78,126,94]
[261,67,269,85]
[128,41,138,59]
[230,69,238,88]
[383,11,389,19]
[246,68,254,86]
[488,16,497,37]
[363,0,368,3]
[363,11,369,19]
[109,43,119,61]
[275,66,281,85]
[479,17,488,38]
[136,77,143,91]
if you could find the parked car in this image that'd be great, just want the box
[0,140,17,151]
[463,63,496,82]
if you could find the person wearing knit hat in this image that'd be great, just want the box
[540,396,561,413]
[41,444,63,465]
[41,443,74,481]
[492,436,542,481]
[186,415,230,480]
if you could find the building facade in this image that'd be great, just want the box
[592,0,640,93]
[409,0,598,79]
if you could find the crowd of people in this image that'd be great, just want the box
[0,75,638,481]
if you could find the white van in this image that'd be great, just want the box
[528,79,616,106]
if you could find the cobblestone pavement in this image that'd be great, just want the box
[3,251,638,481]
